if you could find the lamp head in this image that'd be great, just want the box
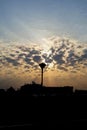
[39,63,46,69]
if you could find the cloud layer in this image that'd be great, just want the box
[0,36,87,89]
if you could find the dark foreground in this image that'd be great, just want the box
[0,85,87,129]
[0,96,87,129]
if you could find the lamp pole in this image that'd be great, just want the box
[39,63,46,86]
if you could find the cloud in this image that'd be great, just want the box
[48,37,87,69]
[45,58,53,63]
[17,53,27,59]
[24,58,34,65]
[58,66,68,72]
[4,57,20,66]
[30,49,40,55]
[0,36,87,72]
[33,56,41,63]
[53,53,65,65]
[81,49,87,60]
[0,37,87,89]
[66,50,79,66]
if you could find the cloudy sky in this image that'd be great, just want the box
[0,0,87,89]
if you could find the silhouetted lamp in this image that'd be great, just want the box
[39,63,46,86]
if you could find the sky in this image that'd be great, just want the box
[0,0,87,89]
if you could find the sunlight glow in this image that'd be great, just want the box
[48,63,54,69]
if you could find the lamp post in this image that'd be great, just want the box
[39,63,46,86]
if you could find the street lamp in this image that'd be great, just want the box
[39,63,46,86]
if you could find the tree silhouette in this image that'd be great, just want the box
[39,63,46,86]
